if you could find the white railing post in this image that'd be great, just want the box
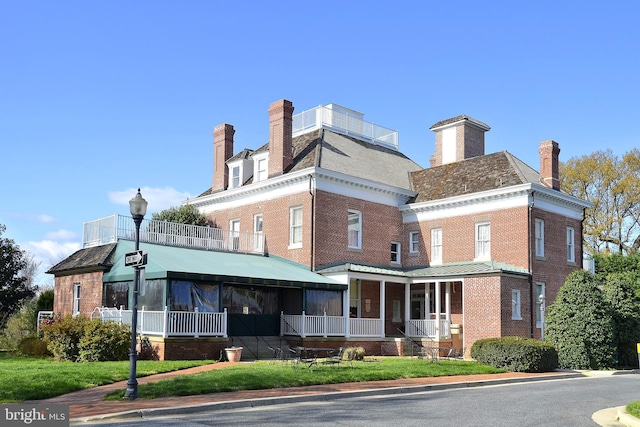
[301,311,306,338]
[222,308,228,338]
[194,307,199,338]
[162,306,169,338]
[139,306,145,334]
[323,312,328,338]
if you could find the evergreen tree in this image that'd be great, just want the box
[0,224,36,328]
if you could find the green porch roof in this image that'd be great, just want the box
[102,240,346,290]
[316,260,529,279]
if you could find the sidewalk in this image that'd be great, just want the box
[27,363,583,422]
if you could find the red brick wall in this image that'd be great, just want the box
[149,337,228,361]
[313,191,404,268]
[403,206,530,269]
[53,271,104,318]
[206,190,313,267]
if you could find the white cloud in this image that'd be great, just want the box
[7,212,57,224]
[44,229,77,240]
[26,240,81,266]
[108,187,193,214]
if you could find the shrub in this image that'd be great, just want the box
[42,315,131,362]
[601,274,640,368]
[0,298,38,350]
[18,336,51,357]
[41,315,91,361]
[344,347,365,361]
[545,270,616,369]
[470,336,558,372]
[78,320,130,362]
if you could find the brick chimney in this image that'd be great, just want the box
[538,140,560,190]
[429,115,490,167]
[268,99,294,177]
[212,123,235,192]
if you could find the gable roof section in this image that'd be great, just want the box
[47,243,117,275]
[410,151,540,203]
[102,240,346,290]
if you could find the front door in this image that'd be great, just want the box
[223,284,279,336]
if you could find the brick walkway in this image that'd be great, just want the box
[28,362,573,421]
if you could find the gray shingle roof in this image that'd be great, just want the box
[47,243,117,275]
[410,151,540,202]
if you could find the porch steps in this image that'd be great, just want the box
[227,336,291,361]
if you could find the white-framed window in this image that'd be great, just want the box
[535,219,545,257]
[255,157,268,182]
[348,210,362,249]
[511,289,522,320]
[475,222,490,260]
[230,166,240,188]
[253,214,263,252]
[431,228,442,264]
[409,231,420,254]
[289,206,302,248]
[536,283,546,328]
[229,219,240,251]
[73,283,81,316]
[391,242,401,265]
[567,227,575,263]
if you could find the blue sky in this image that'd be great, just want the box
[2,1,639,287]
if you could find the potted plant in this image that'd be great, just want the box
[224,346,243,362]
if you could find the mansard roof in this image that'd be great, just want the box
[410,151,541,203]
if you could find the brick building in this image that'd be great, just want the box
[48,100,589,359]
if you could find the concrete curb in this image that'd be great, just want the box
[617,406,640,427]
[73,372,583,423]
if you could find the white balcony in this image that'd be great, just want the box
[83,214,265,255]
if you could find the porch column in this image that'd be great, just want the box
[404,282,410,324]
[424,283,430,320]
[445,282,451,322]
[435,281,442,340]
[344,280,350,338]
[380,280,386,337]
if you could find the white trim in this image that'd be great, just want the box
[475,222,491,261]
[511,289,522,320]
[72,283,81,316]
[535,219,545,258]
[431,228,442,264]
[348,209,362,249]
[390,241,401,265]
[289,206,303,248]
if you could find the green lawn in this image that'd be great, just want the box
[0,352,213,403]
[0,352,504,403]
[627,401,640,418]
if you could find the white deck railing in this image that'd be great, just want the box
[405,319,451,339]
[293,104,398,150]
[91,307,228,338]
[280,312,385,338]
[83,214,265,254]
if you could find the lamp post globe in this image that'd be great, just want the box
[124,188,147,400]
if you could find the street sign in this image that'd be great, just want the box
[124,250,147,267]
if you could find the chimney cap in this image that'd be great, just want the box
[430,115,491,132]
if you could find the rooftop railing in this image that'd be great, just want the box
[83,214,265,255]
[292,104,398,150]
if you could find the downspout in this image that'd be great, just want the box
[528,191,535,338]
[309,173,315,271]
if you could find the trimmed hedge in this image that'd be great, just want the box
[470,336,558,372]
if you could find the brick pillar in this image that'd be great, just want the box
[212,124,234,192]
[538,140,560,190]
[268,99,294,177]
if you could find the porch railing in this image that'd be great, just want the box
[405,319,451,339]
[91,307,228,338]
[280,312,384,338]
[83,214,265,255]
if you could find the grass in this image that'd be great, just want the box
[0,352,505,403]
[627,401,640,418]
[104,357,503,400]
[0,352,214,403]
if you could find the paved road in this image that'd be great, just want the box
[73,374,640,426]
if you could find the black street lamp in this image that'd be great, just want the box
[124,188,147,400]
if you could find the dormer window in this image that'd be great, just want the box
[253,153,269,182]
[231,166,240,188]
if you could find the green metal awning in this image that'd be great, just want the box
[102,240,346,290]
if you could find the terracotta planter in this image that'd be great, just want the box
[225,347,243,362]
